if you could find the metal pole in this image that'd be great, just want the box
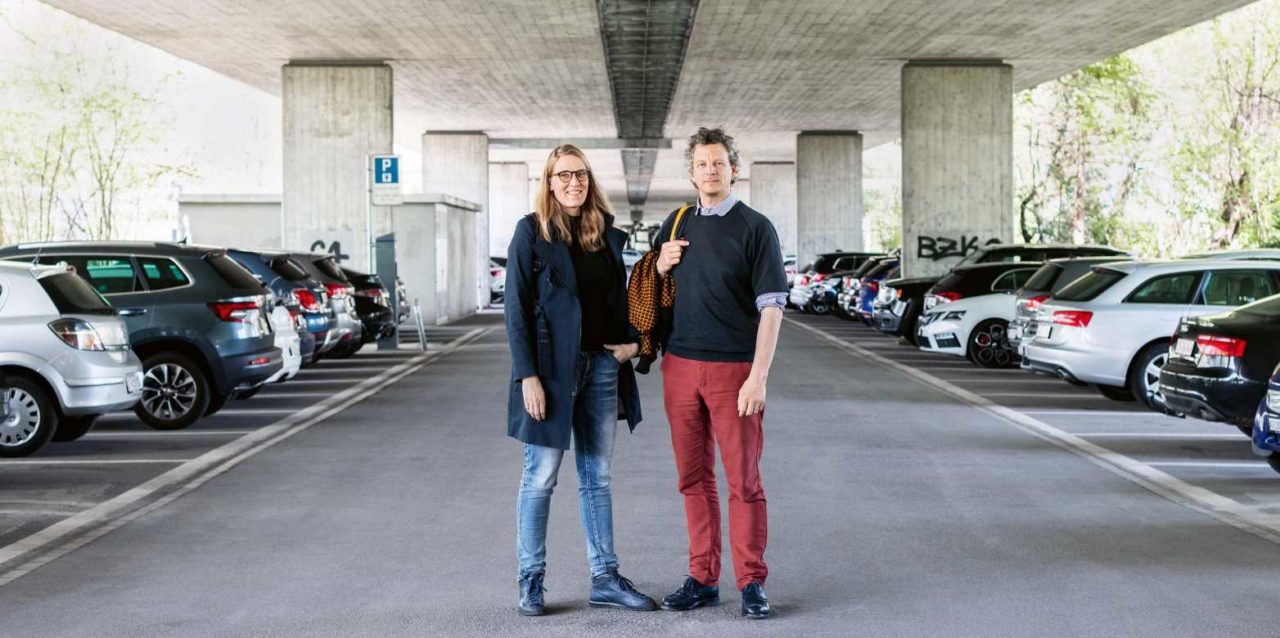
[413,298,428,352]
[365,155,375,272]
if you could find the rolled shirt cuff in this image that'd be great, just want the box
[755,292,788,312]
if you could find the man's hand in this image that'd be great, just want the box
[657,240,690,276]
[603,343,639,364]
[737,375,767,417]
[522,376,546,421]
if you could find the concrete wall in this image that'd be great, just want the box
[488,162,530,259]
[282,64,394,272]
[796,132,864,262]
[179,193,479,326]
[179,195,282,249]
[748,162,797,257]
[423,132,488,309]
[901,62,1013,278]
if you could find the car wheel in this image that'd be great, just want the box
[1129,343,1175,413]
[1092,384,1136,402]
[204,391,233,416]
[52,414,99,443]
[0,377,58,457]
[136,353,211,430]
[968,319,1018,369]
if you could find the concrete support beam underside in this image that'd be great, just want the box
[281,63,393,270]
[796,132,864,261]
[423,132,489,309]
[748,162,798,258]
[901,62,1013,278]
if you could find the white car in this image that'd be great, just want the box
[1022,260,1280,409]
[916,263,1042,367]
[0,261,144,456]
[489,258,506,301]
[264,303,302,384]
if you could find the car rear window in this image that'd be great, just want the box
[1022,263,1062,292]
[269,256,310,282]
[39,272,115,315]
[1054,268,1126,302]
[812,255,837,273]
[136,257,190,292]
[1199,269,1278,306]
[1126,272,1200,304]
[313,257,351,282]
[206,253,265,291]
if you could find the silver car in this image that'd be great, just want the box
[0,261,143,456]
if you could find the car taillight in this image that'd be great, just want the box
[353,288,381,298]
[48,318,105,351]
[209,298,262,323]
[813,273,827,283]
[1026,294,1049,310]
[490,268,503,277]
[933,291,962,304]
[324,283,353,299]
[292,289,322,312]
[1051,310,1093,328]
[867,281,879,294]
[843,276,854,288]
[1196,335,1246,358]
[896,289,904,299]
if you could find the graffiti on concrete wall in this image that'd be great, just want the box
[309,240,350,263]
[916,235,1002,261]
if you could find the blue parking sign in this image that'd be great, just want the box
[373,155,399,185]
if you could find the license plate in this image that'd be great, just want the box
[1174,338,1195,357]
[1036,323,1052,338]
[125,372,143,394]
[1008,325,1022,341]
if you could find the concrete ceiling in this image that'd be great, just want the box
[40,0,1259,220]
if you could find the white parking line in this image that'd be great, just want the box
[84,431,257,438]
[0,459,191,466]
[301,367,392,373]
[980,392,1109,399]
[245,392,331,399]
[1075,432,1243,440]
[272,378,368,385]
[786,316,1280,546]
[1022,410,1164,416]
[0,325,494,587]
[1149,461,1268,469]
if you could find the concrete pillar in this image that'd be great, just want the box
[281,63,393,271]
[423,132,488,309]
[796,132,863,263]
[748,162,797,257]
[488,162,529,258]
[901,61,1013,278]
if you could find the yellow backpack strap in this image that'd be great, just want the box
[669,205,692,242]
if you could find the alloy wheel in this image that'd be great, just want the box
[141,363,198,421]
[0,388,41,448]
[972,323,1015,367]
[1143,352,1168,406]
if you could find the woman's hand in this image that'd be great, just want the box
[603,343,639,364]
[522,376,546,421]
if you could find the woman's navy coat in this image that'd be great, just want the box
[505,212,643,450]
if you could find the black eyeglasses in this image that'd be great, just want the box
[552,169,590,184]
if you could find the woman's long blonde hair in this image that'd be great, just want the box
[534,144,612,251]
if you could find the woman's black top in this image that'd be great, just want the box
[567,215,620,352]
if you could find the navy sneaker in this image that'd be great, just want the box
[518,572,546,616]
[589,569,658,611]
[660,576,719,611]
[741,581,770,619]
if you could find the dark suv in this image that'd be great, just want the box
[0,242,283,429]
[228,249,334,366]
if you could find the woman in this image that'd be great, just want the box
[504,144,654,616]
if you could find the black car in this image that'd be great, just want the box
[341,267,397,343]
[0,241,284,430]
[793,251,882,310]
[836,255,893,318]
[281,253,365,360]
[1161,293,1280,435]
[876,276,935,344]
[228,249,328,367]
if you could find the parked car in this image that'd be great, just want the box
[855,260,900,324]
[1181,249,1280,261]
[1250,365,1280,473]
[837,255,893,318]
[784,254,797,288]
[490,257,506,302]
[0,261,144,455]
[791,251,880,311]
[285,253,364,359]
[893,244,1130,347]
[341,267,397,343]
[916,262,1042,367]
[227,249,323,367]
[1022,260,1280,410]
[875,275,936,344]
[1009,256,1134,350]
[0,242,284,430]
[1161,292,1280,435]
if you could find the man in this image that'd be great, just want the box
[654,127,786,619]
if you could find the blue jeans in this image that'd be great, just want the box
[516,351,620,578]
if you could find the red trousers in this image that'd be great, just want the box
[661,353,768,589]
